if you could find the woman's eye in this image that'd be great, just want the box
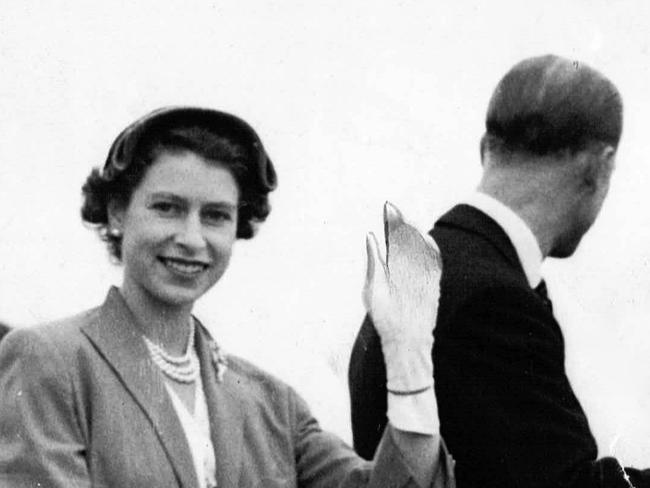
[151,202,180,214]
[204,210,233,224]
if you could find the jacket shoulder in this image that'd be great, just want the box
[432,210,527,295]
[1,307,102,356]
[430,210,550,339]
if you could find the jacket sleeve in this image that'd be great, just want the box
[437,286,650,488]
[290,386,454,488]
[349,313,389,461]
[0,329,90,488]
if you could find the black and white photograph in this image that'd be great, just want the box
[1,1,649,486]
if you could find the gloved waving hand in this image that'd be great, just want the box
[363,202,442,434]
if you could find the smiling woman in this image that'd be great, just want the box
[109,153,240,325]
[0,106,454,487]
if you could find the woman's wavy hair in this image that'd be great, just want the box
[81,107,277,260]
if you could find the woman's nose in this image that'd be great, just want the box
[173,214,206,249]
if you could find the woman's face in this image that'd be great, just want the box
[110,150,240,308]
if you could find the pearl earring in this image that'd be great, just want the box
[108,228,122,238]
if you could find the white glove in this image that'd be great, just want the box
[364,202,442,433]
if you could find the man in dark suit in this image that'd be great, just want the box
[349,54,650,487]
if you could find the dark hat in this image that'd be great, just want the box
[102,106,277,192]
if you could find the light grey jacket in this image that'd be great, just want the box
[0,288,454,488]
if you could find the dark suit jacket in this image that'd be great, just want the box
[0,288,453,488]
[350,204,650,488]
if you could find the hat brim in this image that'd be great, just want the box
[103,106,277,191]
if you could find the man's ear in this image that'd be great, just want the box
[581,144,616,192]
[107,200,126,233]
[598,145,616,180]
[479,133,488,166]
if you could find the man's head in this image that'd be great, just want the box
[479,54,623,258]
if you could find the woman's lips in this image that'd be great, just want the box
[158,257,210,276]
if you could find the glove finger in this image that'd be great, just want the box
[385,201,432,269]
[383,201,405,265]
[363,232,388,311]
[384,213,442,292]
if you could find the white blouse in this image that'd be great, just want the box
[165,369,217,488]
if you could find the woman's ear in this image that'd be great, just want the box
[107,200,126,234]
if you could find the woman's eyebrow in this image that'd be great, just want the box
[147,192,237,210]
[204,202,238,212]
[147,191,185,201]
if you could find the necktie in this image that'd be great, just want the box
[534,280,553,313]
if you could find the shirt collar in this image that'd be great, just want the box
[462,191,543,288]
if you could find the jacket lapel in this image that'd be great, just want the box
[81,288,198,488]
[195,323,244,488]
[436,204,525,274]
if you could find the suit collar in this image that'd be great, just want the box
[194,321,244,487]
[462,192,543,287]
[81,287,198,488]
[436,204,526,276]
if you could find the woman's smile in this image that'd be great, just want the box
[158,256,211,277]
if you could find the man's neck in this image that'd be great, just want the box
[477,169,567,259]
[465,190,543,287]
[478,151,585,259]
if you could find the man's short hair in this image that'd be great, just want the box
[483,54,623,157]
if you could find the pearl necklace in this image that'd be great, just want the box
[143,320,199,383]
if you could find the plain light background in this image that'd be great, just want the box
[1,0,649,466]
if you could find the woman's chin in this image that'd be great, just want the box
[147,283,208,308]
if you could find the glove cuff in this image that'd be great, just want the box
[388,387,439,434]
[382,339,433,392]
